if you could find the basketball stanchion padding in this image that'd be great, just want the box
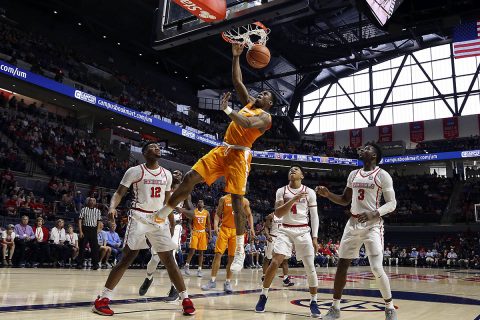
[172,0,227,22]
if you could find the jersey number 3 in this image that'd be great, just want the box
[357,189,365,201]
[150,187,161,198]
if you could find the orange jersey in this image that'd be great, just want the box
[192,208,209,231]
[224,102,271,148]
[221,195,235,228]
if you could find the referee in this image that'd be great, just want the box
[77,197,102,270]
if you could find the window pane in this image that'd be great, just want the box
[326,83,338,97]
[337,112,355,130]
[456,75,474,92]
[373,88,389,104]
[373,69,392,89]
[322,97,336,112]
[319,115,337,133]
[420,62,433,79]
[373,60,391,71]
[396,65,412,86]
[413,48,432,63]
[339,76,354,93]
[354,73,369,92]
[434,78,454,95]
[304,100,319,114]
[435,100,452,119]
[393,104,413,124]
[304,90,319,101]
[431,44,450,60]
[391,55,409,68]
[376,107,393,126]
[392,85,412,102]
[413,101,435,121]
[337,95,354,110]
[412,82,434,99]
[305,117,320,134]
[461,94,480,116]
[410,63,428,84]
[293,119,300,131]
[354,111,369,128]
[454,55,477,76]
[354,92,369,106]
[432,59,452,79]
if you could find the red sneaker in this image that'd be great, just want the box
[182,298,195,315]
[92,296,114,316]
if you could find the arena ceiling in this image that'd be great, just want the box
[4,0,480,120]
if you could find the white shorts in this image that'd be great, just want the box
[273,226,313,259]
[338,218,384,259]
[124,211,177,253]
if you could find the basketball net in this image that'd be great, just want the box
[222,22,270,49]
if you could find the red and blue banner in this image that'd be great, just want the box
[378,125,393,143]
[350,129,363,148]
[410,121,424,143]
[443,117,459,140]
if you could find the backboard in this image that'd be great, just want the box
[152,0,309,50]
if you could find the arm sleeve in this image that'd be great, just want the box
[346,170,357,188]
[119,167,141,188]
[377,171,396,216]
[165,170,172,192]
[275,188,284,203]
[308,189,319,238]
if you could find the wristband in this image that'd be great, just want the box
[224,106,233,115]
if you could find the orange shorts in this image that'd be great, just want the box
[190,230,208,251]
[215,226,237,256]
[192,146,252,196]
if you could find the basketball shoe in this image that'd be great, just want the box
[385,308,398,320]
[139,277,153,296]
[310,301,322,318]
[230,251,245,272]
[182,298,196,315]
[223,281,233,294]
[255,294,268,313]
[323,306,340,319]
[201,280,216,291]
[92,296,114,316]
[164,285,179,303]
[283,276,294,287]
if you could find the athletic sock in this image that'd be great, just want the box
[146,274,153,280]
[211,276,216,282]
[311,293,318,302]
[261,288,269,297]
[100,287,114,300]
[185,263,189,268]
[179,291,189,300]
[235,235,245,253]
[225,279,231,283]
[198,267,202,271]
[332,299,341,309]
[385,300,395,310]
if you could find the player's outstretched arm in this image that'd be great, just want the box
[232,44,254,106]
[244,198,255,239]
[220,92,271,129]
[108,185,128,221]
[315,186,352,206]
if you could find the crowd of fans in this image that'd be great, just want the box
[415,136,480,154]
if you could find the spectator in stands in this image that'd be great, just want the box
[383,247,392,266]
[31,197,46,218]
[399,248,408,265]
[425,250,435,267]
[74,190,85,213]
[1,224,15,266]
[1,168,15,192]
[409,248,419,267]
[13,215,35,267]
[5,194,19,216]
[65,224,79,265]
[32,216,50,267]
[447,249,458,267]
[60,191,75,213]
[49,218,71,267]
[418,248,427,267]
[97,221,111,269]
[245,240,260,268]
[106,222,121,263]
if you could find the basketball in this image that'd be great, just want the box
[246,44,271,69]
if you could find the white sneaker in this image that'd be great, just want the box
[184,265,191,275]
[197,269,203,278]
[230,251,245,273]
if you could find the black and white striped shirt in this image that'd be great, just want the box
[79,207,102,227]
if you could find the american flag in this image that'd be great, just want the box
[453,20,480,59]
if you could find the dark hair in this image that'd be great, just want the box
[365,142,383,164]
[267,90,277,107]
[142,141,157,154]
[290,165,305,176]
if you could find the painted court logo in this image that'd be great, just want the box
[291,298,397,312]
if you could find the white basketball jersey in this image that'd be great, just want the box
[347,167,393,226]
[120,163,172,212]
[269,216,283,236]
[275,185,316,226]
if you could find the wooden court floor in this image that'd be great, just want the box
[0,266,479,319]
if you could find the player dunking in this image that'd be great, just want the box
[201,194,255,293]
[183,199,211,277]
[262,212,294,287]
[138,170,194,302]
[92,142,195,316]
[154,43,276,272]
[256,166,321,318]
[316,143,398,320]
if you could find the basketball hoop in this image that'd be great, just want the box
[221,22,270,49]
